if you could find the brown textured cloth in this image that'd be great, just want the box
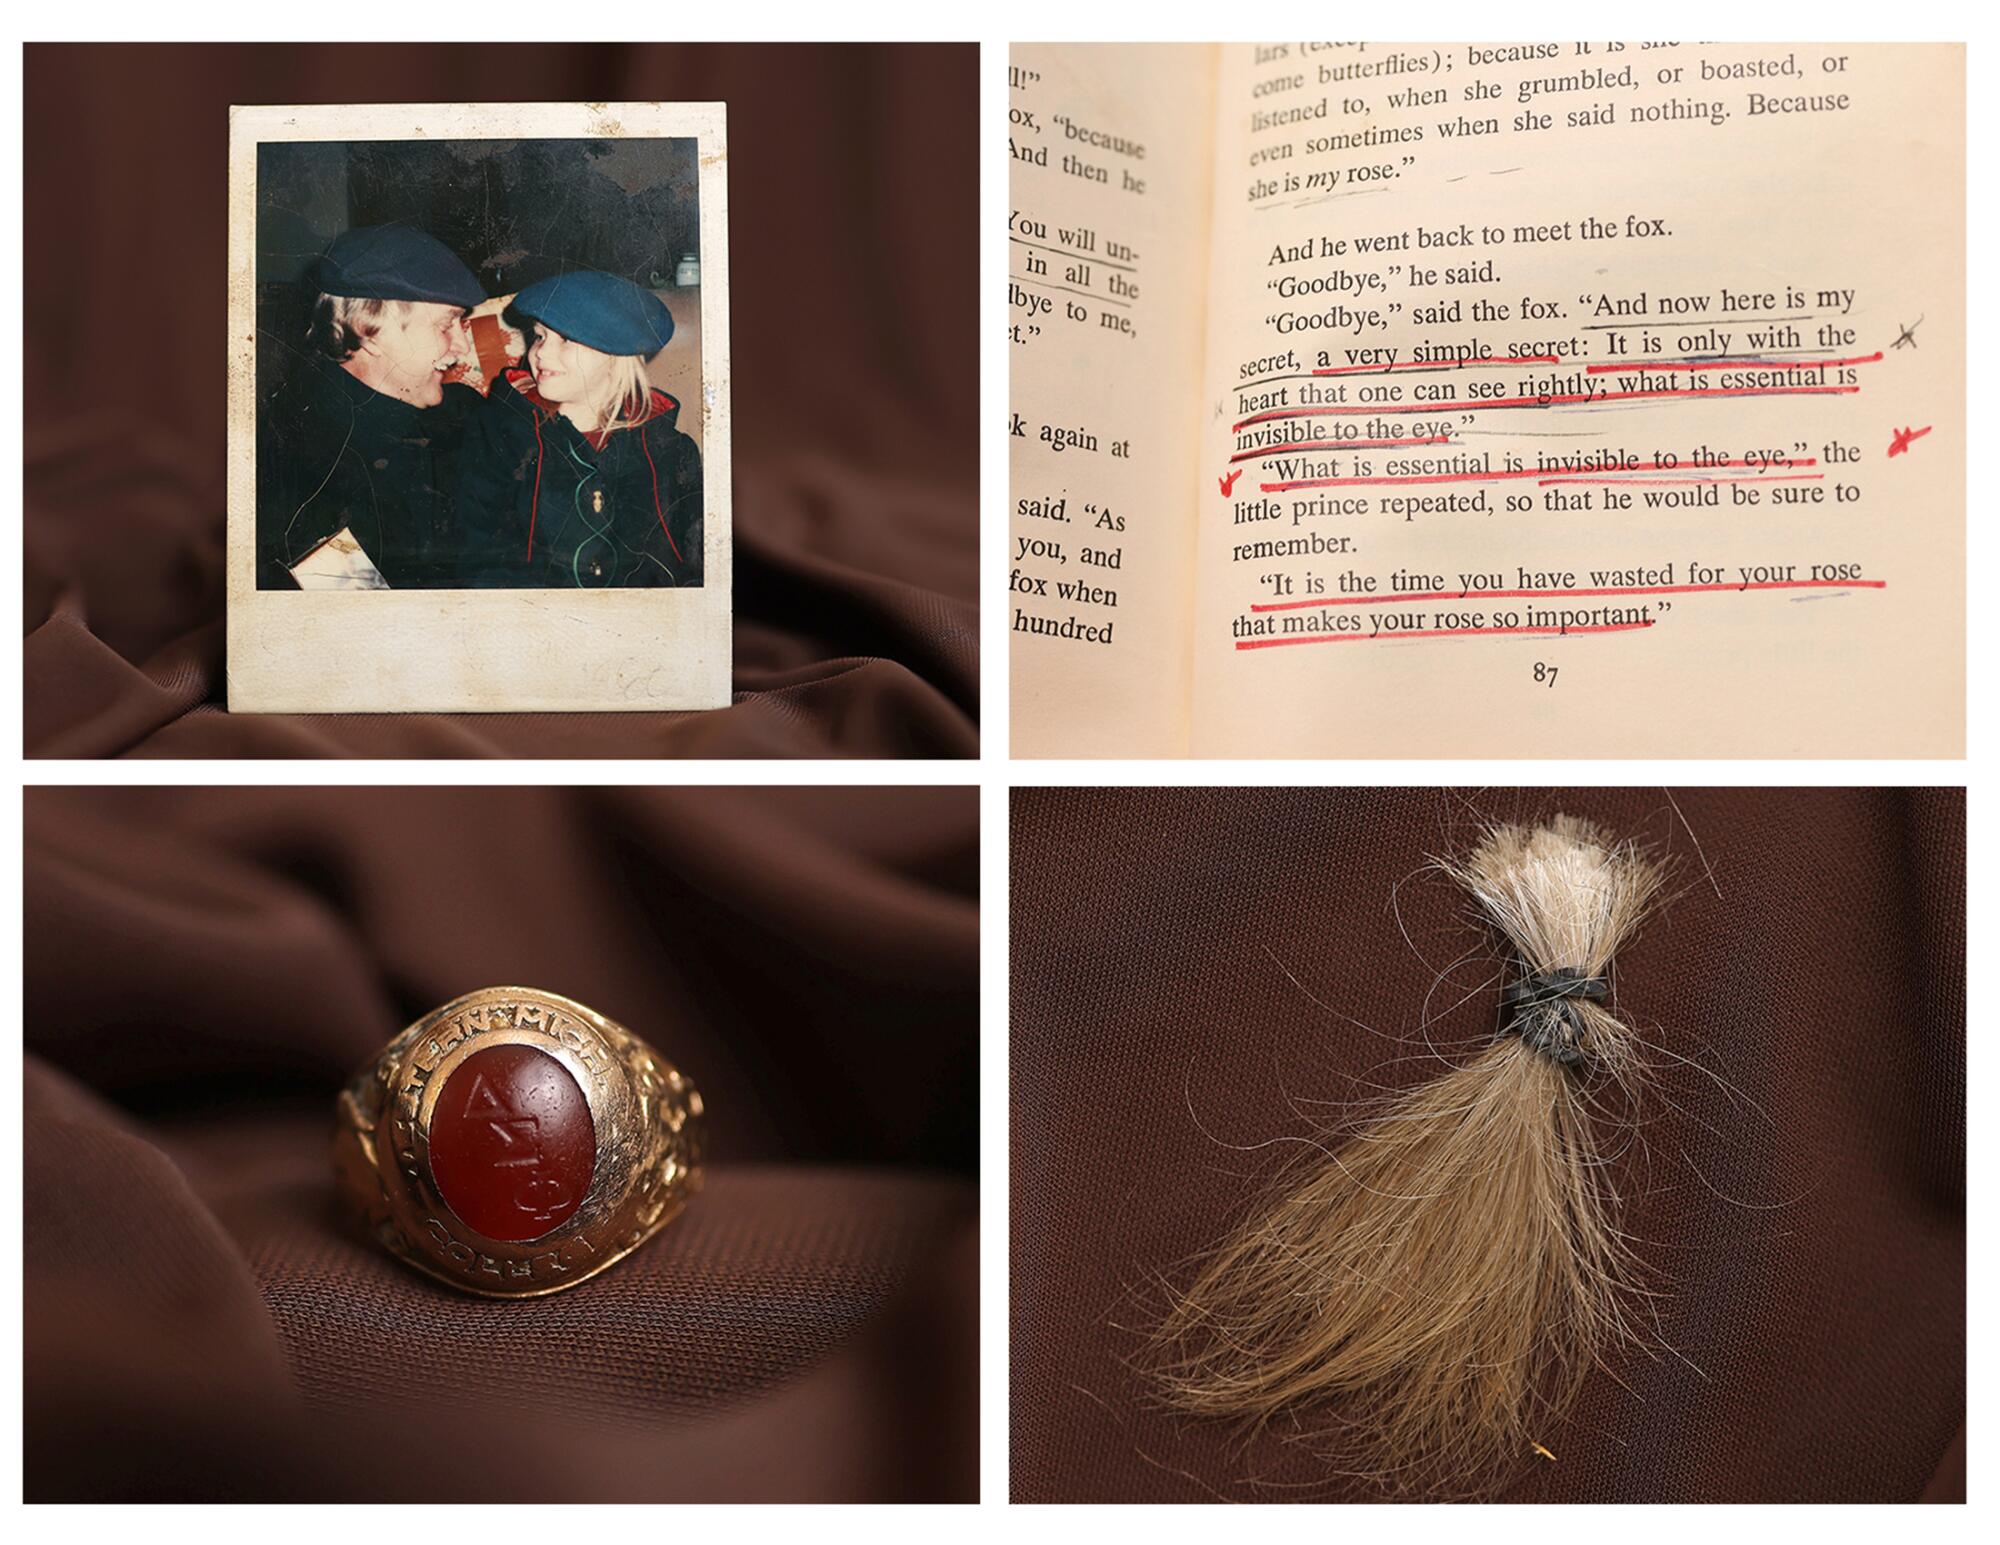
[25,786,978,1501]
[23,44,977,758]
[1010,789,1964,1503]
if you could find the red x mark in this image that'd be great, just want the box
[1887,425,1933,457]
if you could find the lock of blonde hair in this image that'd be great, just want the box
[1146,816,1667,1497]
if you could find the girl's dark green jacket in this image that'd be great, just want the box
[454,367,704,589]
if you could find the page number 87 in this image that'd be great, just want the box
[1533,662,1559,688]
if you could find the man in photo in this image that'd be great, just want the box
[255,225,484,588]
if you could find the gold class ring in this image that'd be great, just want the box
[334,986,704,1297]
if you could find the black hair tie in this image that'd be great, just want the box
[1498,967,1609,1067]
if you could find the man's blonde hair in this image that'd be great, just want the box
[307,293,414,361]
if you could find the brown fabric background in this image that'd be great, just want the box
[23,44,977,758]
[1010,788,1964,1503]
[25,786,978,1501]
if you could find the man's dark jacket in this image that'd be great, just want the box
[255,348,476,589]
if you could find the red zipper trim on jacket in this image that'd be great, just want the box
[525,413,545,560]
[639,434,683,565]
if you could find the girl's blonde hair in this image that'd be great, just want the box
[590,353,659,434]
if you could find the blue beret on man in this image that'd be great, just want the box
[313,225,485,309]
[512,270,675,357]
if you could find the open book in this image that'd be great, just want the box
[1009,43,1964,757]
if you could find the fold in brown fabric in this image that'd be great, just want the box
[1010,788,1965,1503]
[25,786,978,1501]
[23,44,977,758]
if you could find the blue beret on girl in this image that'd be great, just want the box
[511,270,676,357]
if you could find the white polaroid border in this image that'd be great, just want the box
[226,101,731,713]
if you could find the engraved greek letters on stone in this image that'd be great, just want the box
[462,1069,573,1222]
[429,1044,594,1241]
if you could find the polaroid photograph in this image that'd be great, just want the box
[227,101,730,712]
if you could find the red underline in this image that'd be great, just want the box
[1311,354,1561,375]
[1250,578,1888,614]
[1538,474,1824,486]
[1261,457,1815,493]
[1237,621,1655,650]
[1233,384,1858,432]
[1230,436,1450,463]
[1582,351,1883,374]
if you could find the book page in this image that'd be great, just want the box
[289,526,389,590]
[1190,43,1964,757]
[1009,44,1216,757]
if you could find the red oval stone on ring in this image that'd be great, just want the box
[429,1045,595,1242]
